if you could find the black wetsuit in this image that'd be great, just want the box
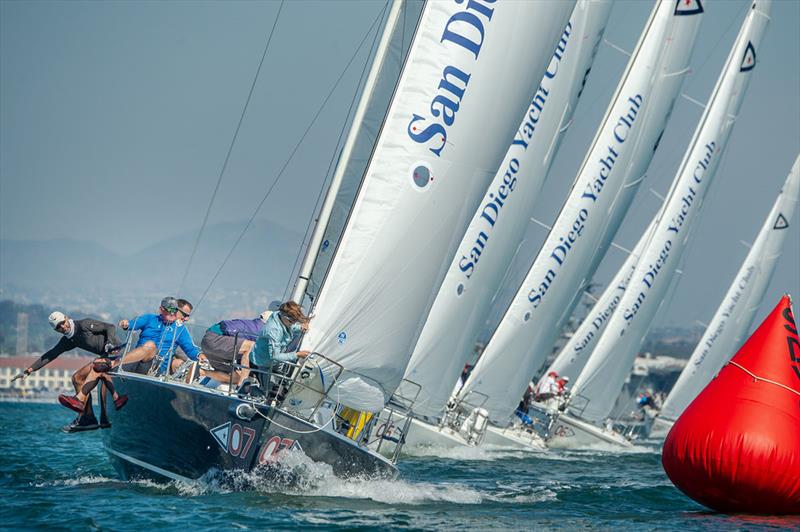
[32,318,120,429]
[31,319,120,370]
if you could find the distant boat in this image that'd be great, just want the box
[103,0,575,482]
[547,0,772,450]
[651,152,799,438]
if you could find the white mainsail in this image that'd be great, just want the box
[568,0,772,425]
[455,0,703,423]
[401,0,614,421]
[657,153,799,426]
[546,218,656,381]
[301,0,576,411]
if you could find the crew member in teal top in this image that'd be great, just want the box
[250,301,311,368]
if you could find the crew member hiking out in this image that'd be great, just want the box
[117,297,201,375]
[11,311,125,433]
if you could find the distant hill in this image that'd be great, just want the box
[0,218,306,295]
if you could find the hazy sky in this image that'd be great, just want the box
[1,0,798,327]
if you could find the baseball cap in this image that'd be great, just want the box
[160,296,179,313]
[48,311,67,330]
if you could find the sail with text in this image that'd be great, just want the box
[399,0,613,421]
[568,0,772,425]
[453,0,704,424]
[657,152,798,427]
[546,218,657,381]
[299,0,576,411]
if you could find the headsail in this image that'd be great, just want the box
[301,0,576,411]
[401,0,614,420]
[455,0,703,423]
[658,152,799,424]
[568,0,772,424]
[295,1,425,304]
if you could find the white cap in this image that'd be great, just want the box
[260,310,273,321]
[48,311,67,330]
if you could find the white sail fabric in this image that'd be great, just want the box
[659,153,799,423]
[546,218,656,381]
[303,1,425,303]
[401,0,614,420]
[456,0,703,424]
[569,0,772,424]
[302,0,576,411]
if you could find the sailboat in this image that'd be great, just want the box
[103,0,575,482]
[366,0,613,454]
[651,153,799,438]
[544,218,656,382]
[548,0,772,450]
[447,0,703,448]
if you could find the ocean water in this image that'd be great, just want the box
[1,403,797,530]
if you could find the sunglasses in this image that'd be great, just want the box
[178,309,191,319]
[162,306,178,314]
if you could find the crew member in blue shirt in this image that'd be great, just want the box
[118,297,201,374]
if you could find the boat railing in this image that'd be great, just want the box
[442,390,489,430]
[565,392,591,418]
[237,353,343,421]
[369,378,422,463]
[526,403,559,439]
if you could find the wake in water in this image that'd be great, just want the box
[400,442,541,461]
[198,450,486,504]
[32,449,557,506]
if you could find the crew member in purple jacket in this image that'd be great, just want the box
[199,311,270,384]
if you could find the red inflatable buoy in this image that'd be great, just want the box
[662,295,800,514]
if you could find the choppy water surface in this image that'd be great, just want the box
[1,403,797,530]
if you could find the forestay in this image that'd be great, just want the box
[569,0,772,424]
[456,0,704,424]
[401,0,614,421]
[301,0,576,411]
[659,153,799,423]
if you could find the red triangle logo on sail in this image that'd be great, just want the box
[674,0,703,16]
[740,41,756,72]
[773,213,789,230]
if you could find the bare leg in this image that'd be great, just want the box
[238,341,253,382]
[72,363,96,423]
[77,370,121,402]
[120,342,157,365]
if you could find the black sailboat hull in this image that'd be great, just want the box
[103,373,397,482]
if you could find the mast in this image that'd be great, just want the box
[569,0,773,424]
[291,0,406,305]
[455,0,704,424]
